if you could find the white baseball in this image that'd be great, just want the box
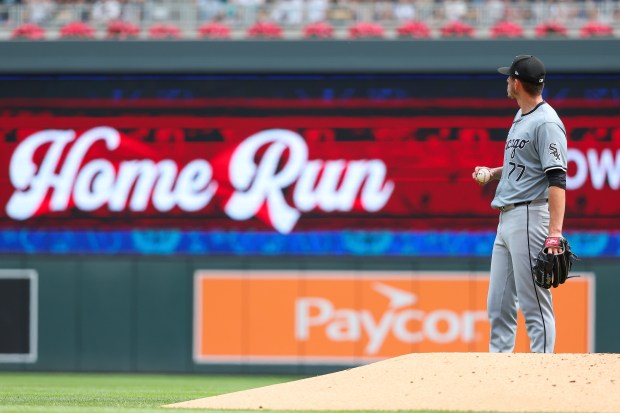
[476,168,491,184]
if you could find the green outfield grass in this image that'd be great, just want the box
[0,372,297,413]
[0,372,460,413]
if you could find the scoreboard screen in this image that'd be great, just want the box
[0,74,618,256]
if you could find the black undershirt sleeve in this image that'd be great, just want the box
[546,168,566,189]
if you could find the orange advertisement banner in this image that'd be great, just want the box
[193,271,594,364]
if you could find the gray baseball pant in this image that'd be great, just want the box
[487,202,555,353]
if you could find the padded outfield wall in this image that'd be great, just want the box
[0,39,619,373]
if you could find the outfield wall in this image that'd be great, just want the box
[0,39,619,373]
[0,256,616,374]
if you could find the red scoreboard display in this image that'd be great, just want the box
[0,74,618,237]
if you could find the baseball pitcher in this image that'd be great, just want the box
[472,55,575,353]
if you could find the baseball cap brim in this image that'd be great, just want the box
[497,67,511,75]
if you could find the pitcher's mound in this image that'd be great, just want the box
[165,353,620,412]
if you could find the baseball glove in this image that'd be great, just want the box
[532,237,578,289]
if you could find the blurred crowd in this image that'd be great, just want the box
[0,0,143,25]
[195,0,617,27]
[0,0,618,36]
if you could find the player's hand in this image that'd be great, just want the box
[472,166,481,181]
[472,166,491,186]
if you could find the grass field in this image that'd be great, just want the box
[0,371,477,413]
[0,372,305,413]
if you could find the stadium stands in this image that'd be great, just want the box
[2,0,619,40]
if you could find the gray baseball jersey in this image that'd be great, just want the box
[491,102,567,208]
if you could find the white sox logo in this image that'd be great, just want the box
[506,138,530,158]
[549,143,561,161]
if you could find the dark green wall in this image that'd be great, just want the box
[0,255,617,374]
[1,39,620,74]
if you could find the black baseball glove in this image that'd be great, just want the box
[532,237,578,289]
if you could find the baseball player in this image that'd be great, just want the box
[472,55,568,353]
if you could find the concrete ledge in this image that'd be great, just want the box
[1,39,619,74]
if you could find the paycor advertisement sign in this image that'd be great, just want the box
[194,271,594,364]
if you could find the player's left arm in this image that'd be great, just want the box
[547,185,565,238]
[538,120,568,253]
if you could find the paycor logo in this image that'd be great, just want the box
[194,272,593,364]
[295,282,487,355]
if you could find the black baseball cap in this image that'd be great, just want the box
[498,55,545,84]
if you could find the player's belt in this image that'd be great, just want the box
[498,199,548,212]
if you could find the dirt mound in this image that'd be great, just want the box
[165,353,620,412]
